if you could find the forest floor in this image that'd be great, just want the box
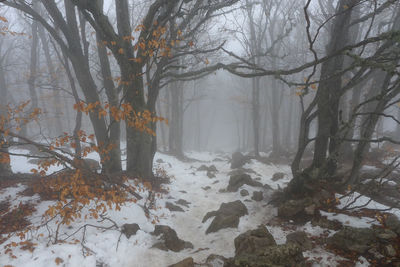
[0,150,399,266]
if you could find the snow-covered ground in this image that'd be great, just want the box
[1,151,397,266]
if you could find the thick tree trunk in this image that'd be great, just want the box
[96,32,122,173]
[312,0,359,174]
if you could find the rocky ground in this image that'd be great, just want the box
[0,150,399,266]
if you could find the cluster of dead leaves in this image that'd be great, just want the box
[0,202,36,237]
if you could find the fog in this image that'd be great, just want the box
[1,1,400,266]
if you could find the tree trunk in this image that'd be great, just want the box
[169,81,184,158]
[312,0,359,174]
[0,48,11,174]
[37,24,63,136]
[24,9,40,138]
[251,77,261,157]
[96,32,122,173]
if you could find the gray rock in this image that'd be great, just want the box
[228,168,257,176]
[251,191,263,201]
[227,174,263,192]
[202,186,211,191]
[286,231,312,251]
[234,225,276,256]
[208,165,218,172]
[166,202,185,212]
[207,170,216,178]
[175,199,191,208]
[233,243,305,267]
[385,244,396,257]
[272,172,285,181]
[385,214,400,235]
[156,159,165,163]
[277,198,313,221]
[327,226,377,253]
[121,223,140,238]
[231,152,248,169]
[377,229,397,240]
[168,257,194,267]
[368,247,384,260]
[263,184,273,190]
[202,200,248,234]
[304,204,316,216]
[197,165,209,171]
[152,225,193,252]
[240,189,249,197]
[205,254,228,266]
[311,216,342,230]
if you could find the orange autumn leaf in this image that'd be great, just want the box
[55,257,64,265]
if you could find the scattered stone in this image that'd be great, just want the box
[311,216,342,231]
[251,191,263,201]
[240,189,249,197]
[168,257,194,267]
[179,190,187,194]
[166,202,185,212]
[227,173,263,192]
[218,188,227,193]
[208,165,218,172]
[277,198,313,222]
[272,172,285,181]
[121,223,140,238]
[197,165,209,171]
[175,199,191,208]
[231,152,248,169]
[233,243,304,267]
[254,177,261,181]
[212,180,219,184]
[368,247,384,260]
[228,167,257,176]
[152,225,193,252]
[385,214,400,235]
[286,231,312,251]
[328,226,377,254]
[304,204,316,216]
[207,170,216,178]
[234,225,276,256]
[377,229,397,240]
[205,254,228,266]
[244,199,252,202]
[202,200,248,234]
[385,244,396,257]
[202,186,211,191]
[156,159,165,163]
[263,184,273,190]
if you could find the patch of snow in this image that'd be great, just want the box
[320,210,379,228]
